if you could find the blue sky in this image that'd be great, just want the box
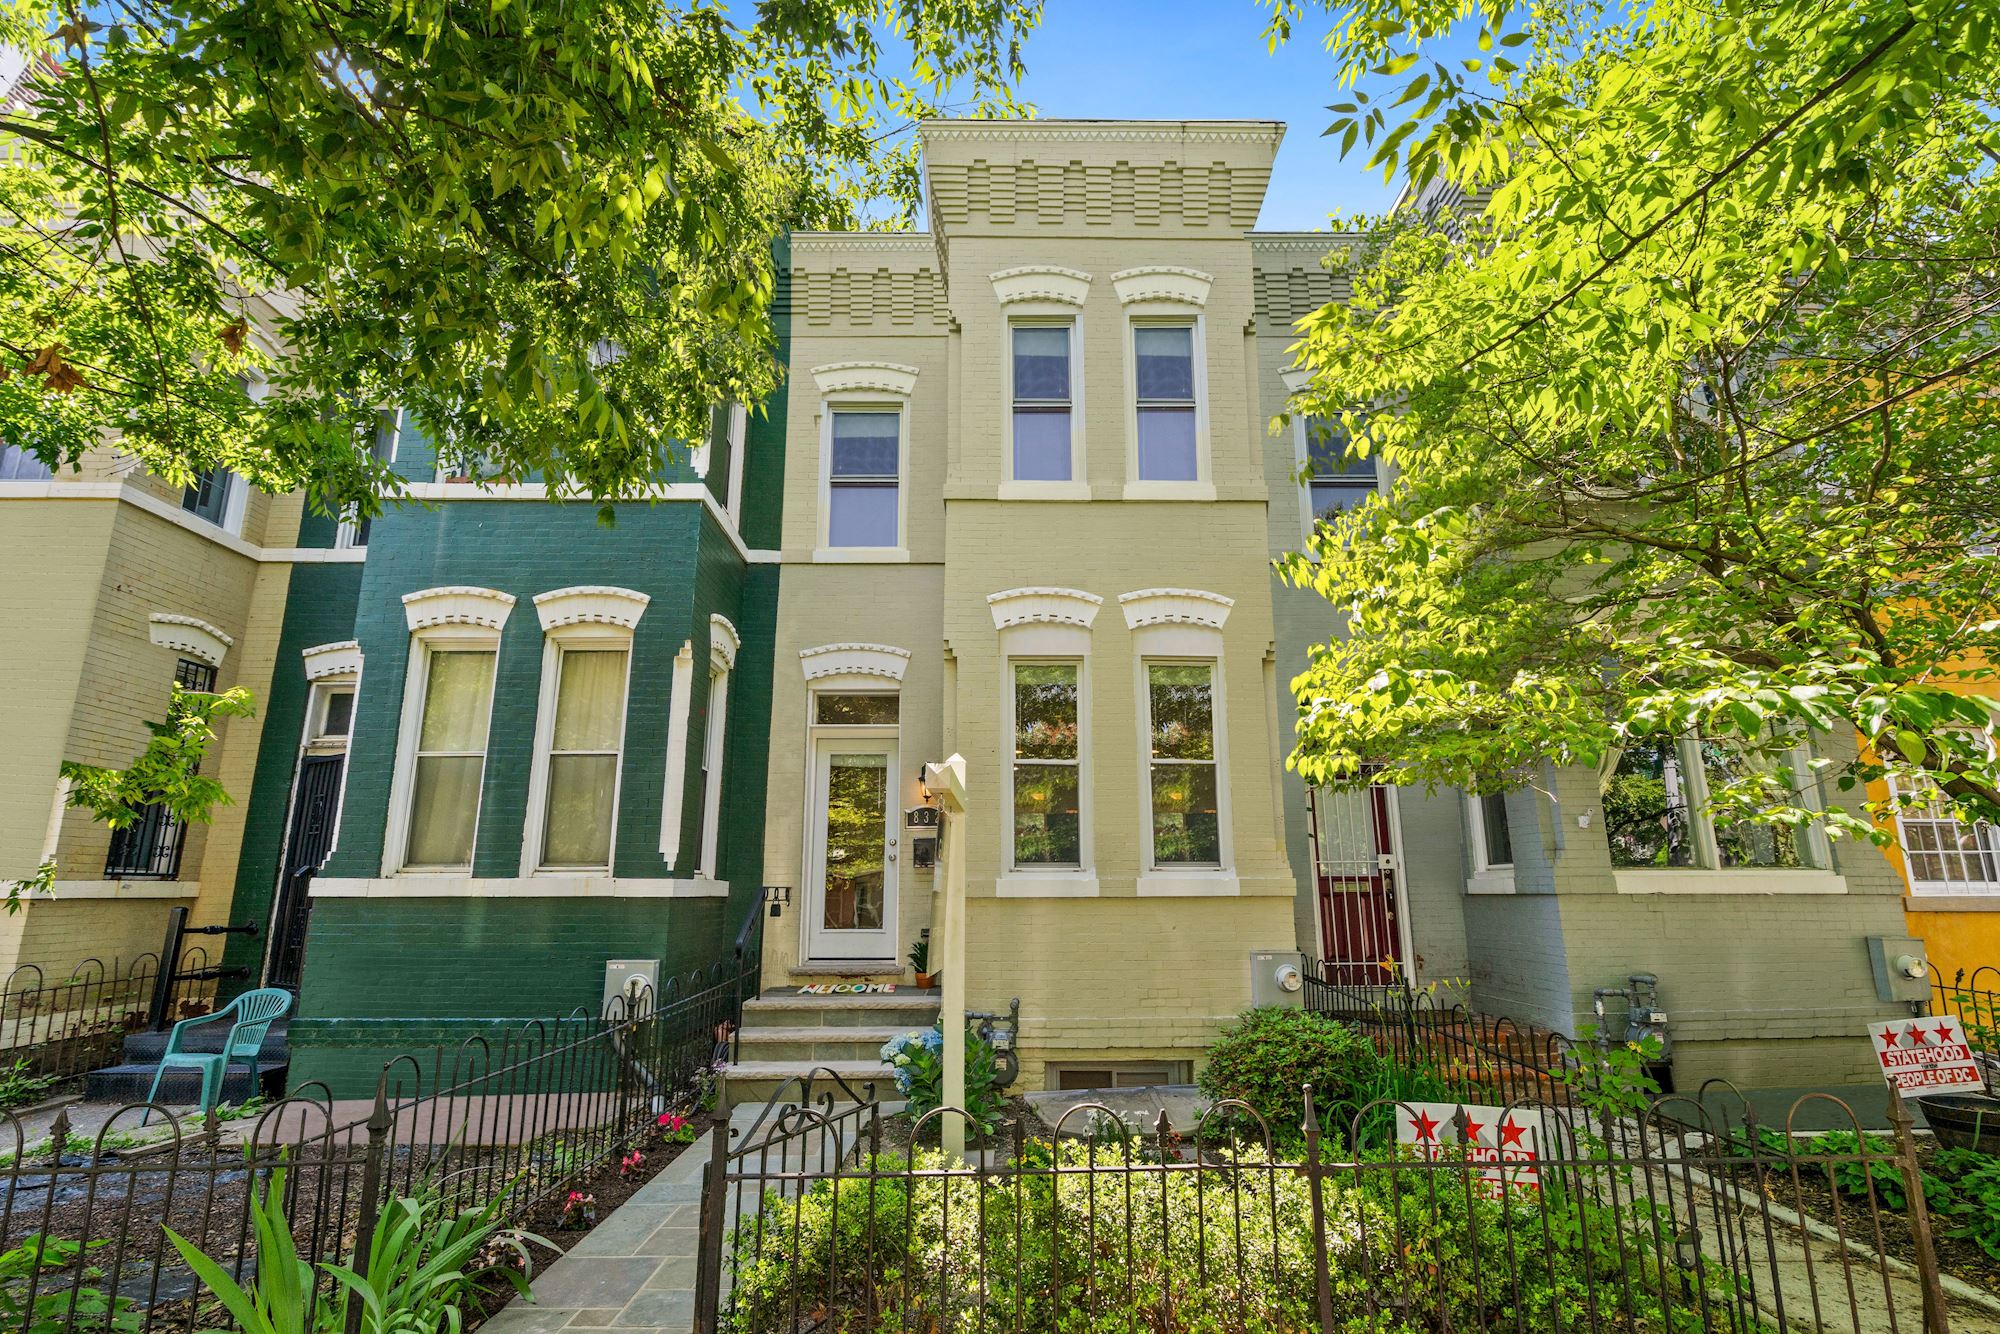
[1003,2,1421,229]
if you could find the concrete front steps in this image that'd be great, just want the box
[722,987,937,1107]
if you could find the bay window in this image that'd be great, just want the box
[537,646,631,869]
[1146,662,1221,866]
[1012,663,1082,867]
[404,648,497,870]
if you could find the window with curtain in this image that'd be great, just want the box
[541,647,629,868]
[1147,662,1221,866]
[405,648,496,869]
[1305,417,1379,518]
[1134,324,1197,481]
[828,410,900,547]
[1012,324,1073,481]
[1013,663,1081,866]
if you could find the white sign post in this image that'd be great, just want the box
[1868,1015,1984,1095]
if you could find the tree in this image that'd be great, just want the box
[1264,0,2000,842]
[0,0,1040,516]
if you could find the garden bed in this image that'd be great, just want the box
[1768,1137,2000,1295]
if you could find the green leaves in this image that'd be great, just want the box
[1270,0,2000,845]
[0,0,1041,513]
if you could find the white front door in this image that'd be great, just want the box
[805,737,900,961]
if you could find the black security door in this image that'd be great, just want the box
[267,753,344,992]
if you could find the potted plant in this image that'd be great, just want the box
[909,935,936,990]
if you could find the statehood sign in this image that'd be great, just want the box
[1867,1016,1983,1094]
[1397,1101,1550,1194]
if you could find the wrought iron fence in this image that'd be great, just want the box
[0,946,758,1333]
[0,951,229,1084]
[1301,962,1584,1113]
[1930,965,2000,1047]
[694,1077,1955,1334]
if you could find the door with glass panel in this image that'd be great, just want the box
[806,737,899,961]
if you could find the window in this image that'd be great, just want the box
[0,443,51,481]
[404,648,497,870]
[312,685,355,742]
[816,693,900,725]
[1472,790,1513,869]
[182,468,235,526]
[538,647,630,869]
[1304,418,1380,519]
[698,665,730,879]
[336,410,401,548]
[1133,325,1197,481]
[104,658,215,879]
[1012,663,1081,867]
[1050,1061,1188,1091]
[1602,736,1824,870]
[1895,772,2000,893]
[827,410,900,547]
[1146,663,1220,866]
[1011,324,1074,482]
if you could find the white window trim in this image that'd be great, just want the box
[1003,311,1089,498]
[816,400,911,560]
[1003,656,1094,884]
[285,653,362,893]
[726,403,748,531]
[337,407,402,548]
[1465,790,1517,894]
[1602,735,1836,876]
[306,679,358,747]
[1892,753,2000,895]
[1293,413,1386,550]
[1123,310,1213,501]
[1134,654,1234,885]
[383,624,502,877]
[698,616,738,881]
[521,626,637,875]
[520,586,647,876]
[660,641,696,865]
[802,683,904,960]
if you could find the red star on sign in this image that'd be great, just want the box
[1498,1119,1530,1148]
[1463,1118,1485,1142]
[1933,1024,1957,1046]
[1409,1111,1440,1143]
[1901,1024,1924,1047]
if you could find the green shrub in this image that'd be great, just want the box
[725,1142,1755,1334]
[1927,1147,2000,1259]
[1198,1008,1383,1147]
[881,1025,1004,1138]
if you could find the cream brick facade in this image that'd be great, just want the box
[763,121,1303,1088]
[0,464,315,980]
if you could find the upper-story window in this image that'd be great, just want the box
[182,467,238,528]
[0,443,52,481]
[1896,762,2000,894]
[1134,325,1198,482]
[1305,418,1381,519]
[827,410,901,548]
[1011,324,1075,483]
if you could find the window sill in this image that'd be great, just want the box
[1613,868,1846,896]
[1464,869,1516,896]
[45,880,198,901]
[813,546,911,563]
[1122,481,1216,503]
[1906,893,2000,912]
[998,481,1093,502]
[1137,870,1239,897]
[313,876,729,899]
[996,872,1100,898]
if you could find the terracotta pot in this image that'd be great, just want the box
[915,973,935,990]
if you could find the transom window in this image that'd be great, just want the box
[313,685,355,742]
[1134,324,1197,482]
[404,649,496,870]
[828,410,900,547]
[1012,324,1074,482]
[1013,663,1081,867]
[1146,663,1220,866]
[816,693,899,726]
[1305,418,1380,518]
[539,647,630,869]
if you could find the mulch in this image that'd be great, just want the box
[1763,1139,2000,1295]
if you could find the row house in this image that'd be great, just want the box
[0,114,1929,1099]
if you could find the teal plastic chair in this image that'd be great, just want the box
[143,988,291,1122]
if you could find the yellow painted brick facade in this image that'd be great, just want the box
[763,121,1303,1084]
[0,463,304,979]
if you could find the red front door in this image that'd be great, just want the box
[1308,784,1403,986]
